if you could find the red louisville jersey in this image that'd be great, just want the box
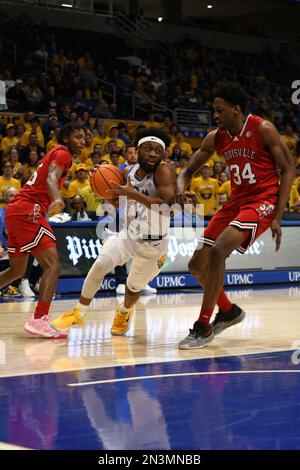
[9,146,72,215]
[215,114,280,201]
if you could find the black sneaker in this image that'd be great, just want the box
[212,304,245,336]
[178,321,214,350]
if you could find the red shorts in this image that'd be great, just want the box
[199,197,277,254]
[5,209,56,257]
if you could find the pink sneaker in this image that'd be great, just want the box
[24,315,68,339]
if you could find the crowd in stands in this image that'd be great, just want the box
[0,113,299,223]
[0,13,299,223]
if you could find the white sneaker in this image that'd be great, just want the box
[141,284,157,295]
[116,284,126,295]
[19,279,35,297]
[33,279,41,294]
[24,315,67,339]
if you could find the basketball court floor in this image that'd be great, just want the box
[0,285,300,450]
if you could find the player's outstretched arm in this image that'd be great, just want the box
[260,120,295,251]
[47,163,65,214]
[177,130,217,193]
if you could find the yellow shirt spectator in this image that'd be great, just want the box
[190,175,219,216]
[218,180,231,201]
[79,145,94,163]
[79,185,103,212]
[168,141,193,157]
[289,185,300,212]
[21,129,44,148]
[46,138,58,152]
[68,179,91,199]
[93,135,110,147]
[282,127,298,163]
[0,174,21,208]
[102,153,125,165]
[1,136,19,153]
[67,164,91,198]
[211,151,226,167]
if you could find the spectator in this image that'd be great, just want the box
[23,77,44,111]
[22,150,39,184]
[119,144,137,170]
[190,163,219,217]
[67,164,90,198]
[0,123,19,156]
[0,162,21,208]
[19,133,43,163]
[70,195,92,221]
[168,131,193,156]
[6,79,26,111]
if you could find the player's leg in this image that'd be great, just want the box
[111,239,167,336]
[179,226,246,349]
[34,246,61,310]
[0,254,29,288]
[189,220,239,315]
[51,233,132,330]
[24,246,67,339]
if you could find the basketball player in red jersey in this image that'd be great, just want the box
[0,124,84,338]
[178,84,295,349]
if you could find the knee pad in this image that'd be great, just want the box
[89,254,115,280]
[81,254,115,299]
[126,277,143,293]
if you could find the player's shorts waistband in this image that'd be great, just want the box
[141,233,168,241]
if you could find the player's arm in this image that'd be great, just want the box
[177,130,217,193]
[260,121,295,250]
[110,164,177,209]
[46,163,65,213]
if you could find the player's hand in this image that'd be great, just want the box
[0,247,4,259]
[271,218,281,251]
[48,198,65,214]
[108,180,136,199]
[177,169,191,194]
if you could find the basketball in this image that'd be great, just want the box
[90,164,125,199]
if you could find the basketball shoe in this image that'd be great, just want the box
[51,307,86,330]
[178,321,214,349]
[212,304,245,335]
[24,315,68,339]
[111,305,134,336]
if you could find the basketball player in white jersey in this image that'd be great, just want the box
[52,128,176,335]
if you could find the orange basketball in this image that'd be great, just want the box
[90,164,125,199]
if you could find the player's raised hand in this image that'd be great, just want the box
[271,219,282,251]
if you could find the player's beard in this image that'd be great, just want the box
[138,155,160,174]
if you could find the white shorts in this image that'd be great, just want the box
[100,230,168,292]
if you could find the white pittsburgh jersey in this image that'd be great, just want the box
[125,163,170,238]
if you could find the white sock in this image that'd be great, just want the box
[120,303,130,314]
[76,302,89,318]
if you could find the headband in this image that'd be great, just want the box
[137,136,166,150]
